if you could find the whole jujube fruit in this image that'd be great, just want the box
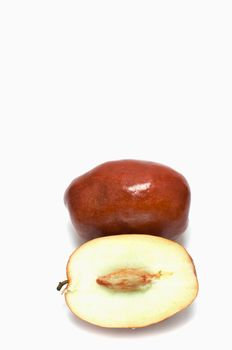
[64,160,190,240]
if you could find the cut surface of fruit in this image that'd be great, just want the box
[65,235,198,328]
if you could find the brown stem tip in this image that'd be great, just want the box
[57,280,68,291]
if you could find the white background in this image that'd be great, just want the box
[1,1,232,349]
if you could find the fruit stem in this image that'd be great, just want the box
[57,280,68,291]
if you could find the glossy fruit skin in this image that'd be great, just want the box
[64,160,190,240]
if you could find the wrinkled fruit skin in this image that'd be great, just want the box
[64,160,190,240]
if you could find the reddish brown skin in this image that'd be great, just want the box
[64,160,190,240]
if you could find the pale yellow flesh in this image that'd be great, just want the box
[65,235,198,328]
